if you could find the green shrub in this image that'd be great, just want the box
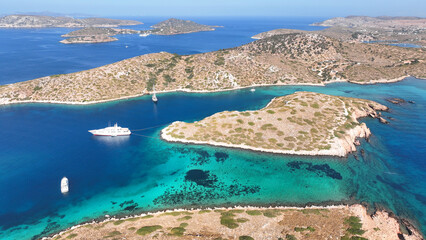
[263,210,280,218]
[267,110,276,114]
[136,225,162,236]
[237,119,244,124]
[239,236,254,240]
[33,86,42,91]
[178,216,192,221]
[286,234,297,240]
[113,220,124,225]
[236,218,249,223]
[66,233,77,239]
[199,210,211,214]
[246,210,262,216]
[248,122,255,126]
[220,212,239,229]
[170,227,185,236]
[311,103,320,108]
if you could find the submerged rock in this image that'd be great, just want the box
[386,98,406,104]
[379,117,389,124]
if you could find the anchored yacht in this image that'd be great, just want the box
[89,123,131,136]
[152,86,158,103]
[61,177,69,194]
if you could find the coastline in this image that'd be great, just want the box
[42,204,423,240]
[161,92,388,158]
[0,76,412,106]
[161,126,368,158]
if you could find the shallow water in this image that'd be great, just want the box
[0,78,425,239]
[0,17,425,239]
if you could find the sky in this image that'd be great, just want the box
[2,0,426,17]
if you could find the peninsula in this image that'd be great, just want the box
[0,32,424,105]
[0,15,142,28]
[254,16,426,47]
[162,92,387,157]
[46,205,422,240]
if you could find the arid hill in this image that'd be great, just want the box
[0,15,142,28]
[162,92,388,157]
[149,18,218,35]
[0,32,425,104]
[60,27,141,44]
[46,205,422,240]
[254,16,426,47]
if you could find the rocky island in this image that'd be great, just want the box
[162,92,387,157]
[60,27,141,44]
[59,18,219,44]
[146,18,220,35]
[0,31,424,105]
[254,16,426,47]
[0,14,142,28]
[46,205,422,240]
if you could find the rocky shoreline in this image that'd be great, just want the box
[162,92,388,158]
[42,204,423,240]
[0,77,413,106]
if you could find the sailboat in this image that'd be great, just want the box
[152,86,158,103]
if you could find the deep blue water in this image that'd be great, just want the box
[0,16,325,85]
[0,17,425,239]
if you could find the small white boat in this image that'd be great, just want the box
[61,177,69,194]
[250,88,256,92]
[152,86,158,103]
[89,123,131,136]
[139,32,150,37]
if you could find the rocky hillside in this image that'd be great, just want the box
[60,27,141,44]
[0,32,424,104]
[150,18,218,35]
[0,15,142,28]
[312,16,426,28]
[256,16,426,47]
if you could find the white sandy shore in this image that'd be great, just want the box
[0,75,413,106]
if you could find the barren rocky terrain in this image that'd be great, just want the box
[0,32,424,105]
[162,92,388,157]
[148,18,218,35]
[254,16,426,47]
[46,205,422,240]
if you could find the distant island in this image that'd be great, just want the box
[45,205,422,240]
[162,92,388,157]
[147,18,220,35]
[254,16,426,47]
[0,30,424,105]
[59,18,220,44]
[0,15,142,28]
[60,27,140,44]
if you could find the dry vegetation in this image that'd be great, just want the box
[255,16,426,47]
[0,32,425,104]
[162,92,387,157]
[46,205,422,240]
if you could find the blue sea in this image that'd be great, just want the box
[0,17,425,239]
